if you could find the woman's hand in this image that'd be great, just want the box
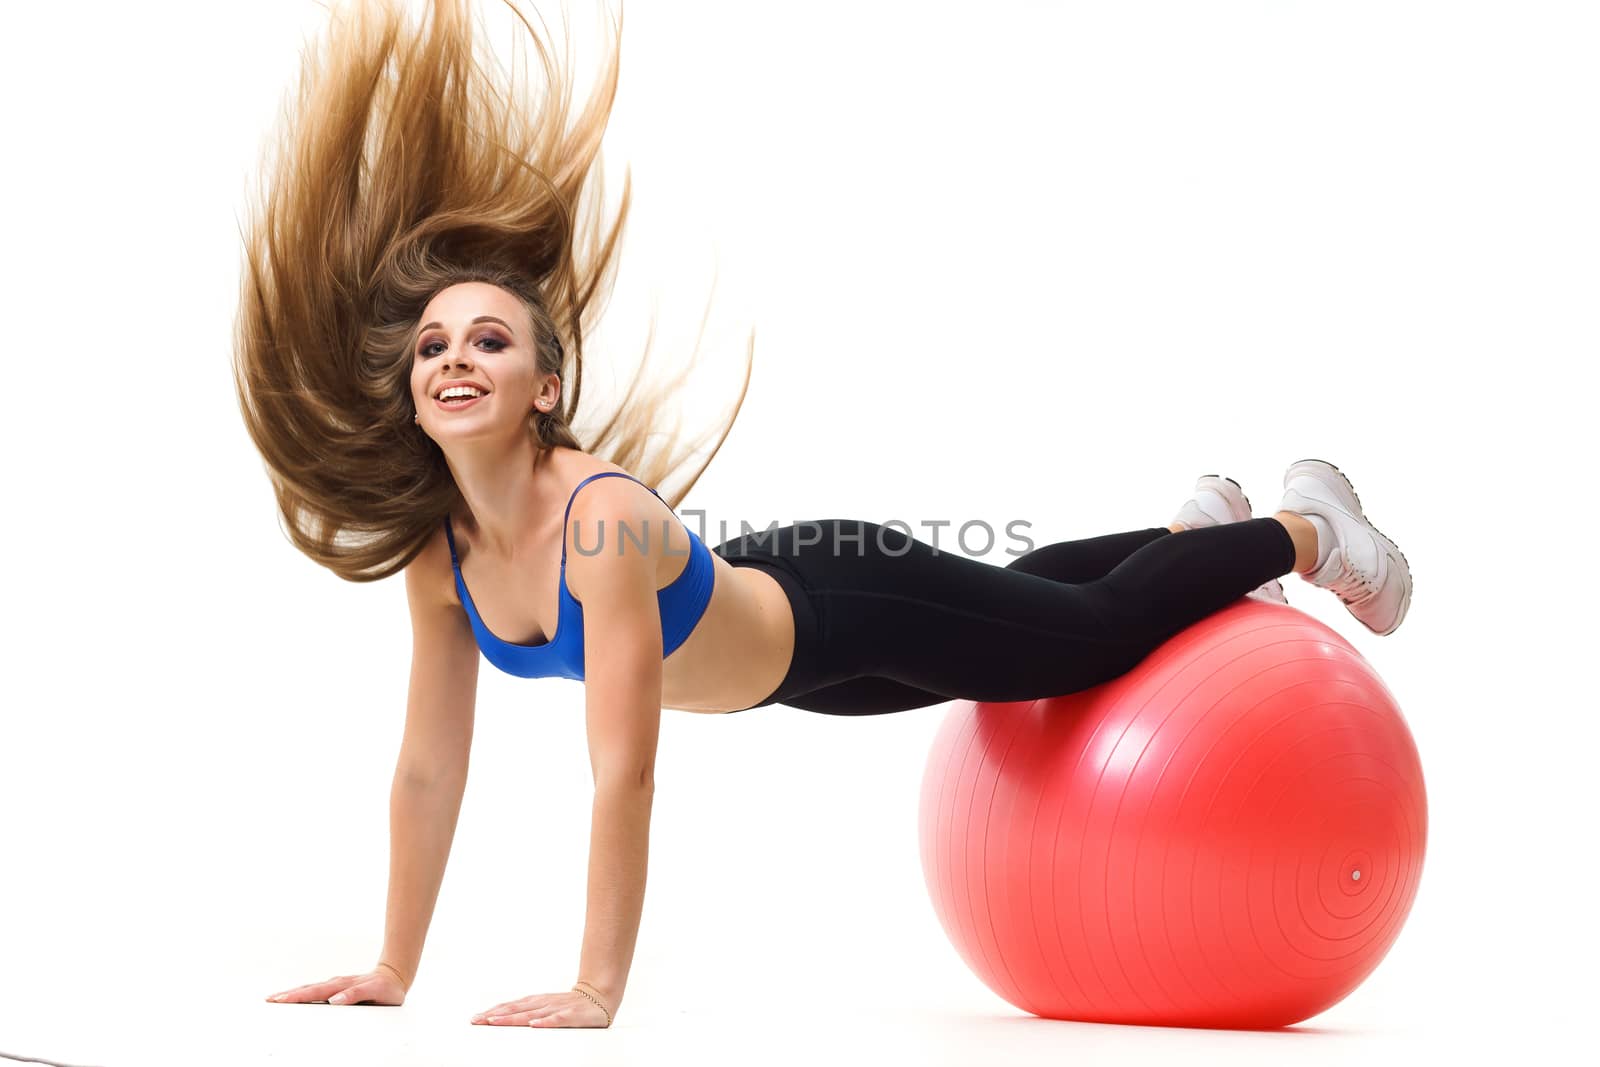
[470,988,612,1028]
[265,966,406,1007]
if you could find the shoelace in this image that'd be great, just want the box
[1323,549,1379,606]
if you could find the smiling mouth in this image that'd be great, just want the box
[435,392,486,410]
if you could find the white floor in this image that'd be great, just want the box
[0,959,1569,1067]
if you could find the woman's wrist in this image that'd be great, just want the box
[375,960,410,989]
[571,979,616,1026]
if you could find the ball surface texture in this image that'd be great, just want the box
[918,601,1427,1029]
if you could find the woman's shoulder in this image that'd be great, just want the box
[558,456,680,593]
[563,461,671,527]
[554,449,662,513]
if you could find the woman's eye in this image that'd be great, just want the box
[418,336,506,357]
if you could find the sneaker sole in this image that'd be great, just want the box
[1285,457,1412,634]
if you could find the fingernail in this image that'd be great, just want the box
[330,993,347,1004]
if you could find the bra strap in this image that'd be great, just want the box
[450,474,662,570]
[559,472,662,565]
[443,515,459,567]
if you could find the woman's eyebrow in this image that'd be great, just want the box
[418,314,514,333]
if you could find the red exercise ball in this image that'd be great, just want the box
[918,599,1427,1029]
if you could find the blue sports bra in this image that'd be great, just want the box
[443,471,715,681]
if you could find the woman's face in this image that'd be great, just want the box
[409,281,557,441]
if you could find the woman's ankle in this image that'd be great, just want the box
[1273,512,1318,573]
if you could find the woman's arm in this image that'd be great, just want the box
[380,773,470,987]
[565,488,666,1015]
[381,534,482,985]
[575,777,654,1010]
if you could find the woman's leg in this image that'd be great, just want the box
[784,517,1296,705]
[783,674,949,716]
[780,526,1177,715]
[1002,527,1174,583]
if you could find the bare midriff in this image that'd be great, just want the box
[659,556,795,713]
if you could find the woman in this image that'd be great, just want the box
[244,0,1411,1030]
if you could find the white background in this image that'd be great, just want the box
[1,1,1593,1065]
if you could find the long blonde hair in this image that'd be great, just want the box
[232,0,751,582]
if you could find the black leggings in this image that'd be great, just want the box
[712,517,1298,715]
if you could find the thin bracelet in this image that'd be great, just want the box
[570,982,613,1027]
[375,961,407,987]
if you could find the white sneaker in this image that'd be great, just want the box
[1171,474,1288,605]
[1278,458,1412,635]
